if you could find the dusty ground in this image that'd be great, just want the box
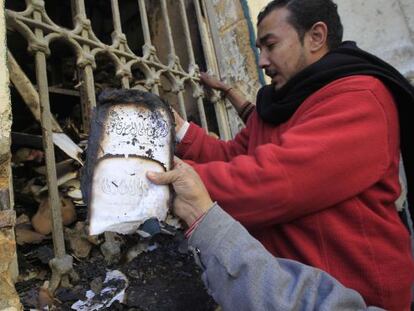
[15,226,217,310]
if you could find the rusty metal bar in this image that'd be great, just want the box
[193,0,230,139]
[71,0,86,18]
[193,0,214,72]
[78,64,96,131]
[152,84,160,95]
[7,10,197,79]
[196,96,208,130]
[178,0,208,130]
[71,0,96,132]
[160,0,187,119]
[111,0,131,88]
[138,0,152,47]
[33,35,66,261]
[176,91,187,120]
[122,76,130,88]
[32,5,72,291]
[176,90,187,120]
[111,0,123,34]
[137,0,160,100]
[178,0,196,67]
[160,0,176,59]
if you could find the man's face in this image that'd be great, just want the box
[256,8,311,90]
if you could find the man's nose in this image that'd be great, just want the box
[258,51,270,68]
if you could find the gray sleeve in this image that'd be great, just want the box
[188,204,384,311]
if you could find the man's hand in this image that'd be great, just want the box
[199,72,251,117]
[172,108,185,133]
[200,72,230,92]
[146,157,213,226]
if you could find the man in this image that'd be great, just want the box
[173,0,414,310]
[147,159,384,310]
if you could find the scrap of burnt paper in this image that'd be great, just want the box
[81,90,174,235]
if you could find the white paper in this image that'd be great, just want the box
[88,157,169,235]
[71,270,128,311]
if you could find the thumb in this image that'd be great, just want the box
[173,156,185,167]
[146,170,177,185]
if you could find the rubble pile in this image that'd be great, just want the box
[10,139,216,310]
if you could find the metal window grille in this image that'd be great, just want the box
[5,0,232,290]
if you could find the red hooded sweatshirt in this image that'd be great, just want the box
[177,76,414,310]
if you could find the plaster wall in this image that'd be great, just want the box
[399,0,414,42]
[338,0,414,80]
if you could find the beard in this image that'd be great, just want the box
[267,50,309,91]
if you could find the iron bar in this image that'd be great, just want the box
[71,0,86,18]
[111,0,123,35]
[160,0,186,119]
[160,0,176,60]
[71,0,95,132]
[7,11,201,79]
[137,0,152,47]
[33,10,67,261]
[193,0,230,139]
[178,0,208,130]
[178,0,196,68]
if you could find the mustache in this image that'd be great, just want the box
[265,69,278,77]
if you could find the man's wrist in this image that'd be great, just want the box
[185,201,215,238]
[185,212,206,239]
[176,121,190,143]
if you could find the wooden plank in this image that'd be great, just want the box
[48,86,80,97]
[8,51,84,165]
[7,50,61,132]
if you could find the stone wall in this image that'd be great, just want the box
[0,0,22,309]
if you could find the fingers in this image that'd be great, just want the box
[148,157,189,185]
[146,170,178,185]
[172,110,185,133]
[199,72,228,92]
[199,71,208,81]
[199,72,215,85]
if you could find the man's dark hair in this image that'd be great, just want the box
[257,0,343,50]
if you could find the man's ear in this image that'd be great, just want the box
[306,22,328,52]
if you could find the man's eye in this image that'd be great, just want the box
[267,43,277,50]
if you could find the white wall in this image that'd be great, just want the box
[338,0,414,80]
